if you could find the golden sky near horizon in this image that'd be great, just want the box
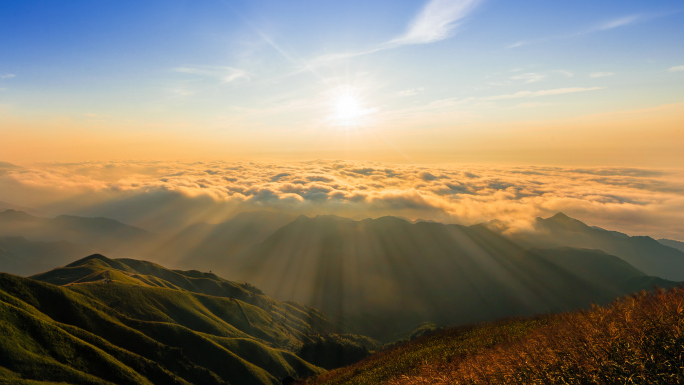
[1,102,683,166]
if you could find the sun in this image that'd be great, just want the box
[335,95,363,121]
[328,87,375,128]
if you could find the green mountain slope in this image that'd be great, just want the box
[0,255,342,384]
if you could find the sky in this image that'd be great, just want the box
[0,0,682,165]
[0,1,683,239]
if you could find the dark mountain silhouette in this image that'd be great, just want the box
[227,215,676,341]
[0,254,365,384]
[0,209,156,257]
[0,200,42,216]
[3,208,680,343]
[0,161,21,170]
[658,238,684,253]
[508,212,684,281]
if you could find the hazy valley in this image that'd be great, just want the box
[0,205,682,383]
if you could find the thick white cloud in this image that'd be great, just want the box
[1,160,683,240]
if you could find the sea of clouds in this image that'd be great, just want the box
[0,160,682,240]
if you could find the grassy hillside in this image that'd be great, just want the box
[0,255,361,384]
[303,287,684,385]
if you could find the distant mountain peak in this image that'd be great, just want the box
[0,161,20,169]
[538,212,591,232]
[366,216,410,226]
[303,214,354,224]
[0,209,37,220]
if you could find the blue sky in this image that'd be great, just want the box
[0,0,683,164]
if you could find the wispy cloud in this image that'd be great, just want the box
[551,70,574,77]
[509,14,642,49]
[484,87,604,100]
[397,87,425,97]
[174,66,249,84]
[590,72,615,78]
[387,0,482,46]
[596,15,640,31]
[510,73,548,84]
[668,65,684,73]
[167,88,194,96]
[301,0,484,71]
[0,74,16,79]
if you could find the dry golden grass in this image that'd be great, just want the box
[304,287,684,385]
[390,287,684,385]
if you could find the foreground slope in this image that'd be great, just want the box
[230,215,677,341]
[0,255,336,385]
[304,287,684,385]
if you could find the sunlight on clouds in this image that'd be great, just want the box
[1,161,683,240]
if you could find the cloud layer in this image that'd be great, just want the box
[1,160,683,240]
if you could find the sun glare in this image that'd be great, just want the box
[335,95,362,120]
[328,87,375,128]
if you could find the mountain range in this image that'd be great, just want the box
[0,209,157,274]
[0,208,682,342]
[507,213,684,281]
[223,214,678,340]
